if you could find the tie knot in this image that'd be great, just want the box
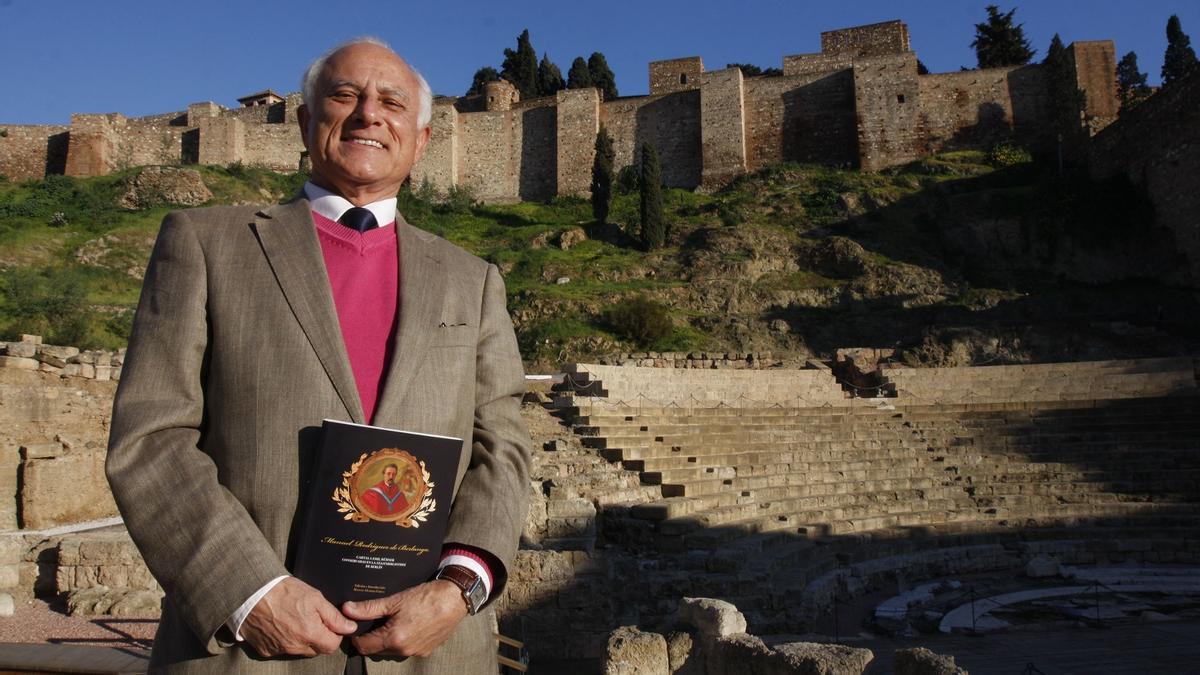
[339,207,377,233]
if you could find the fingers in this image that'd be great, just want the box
[342,595,398,621]
[348,581,468,658]
[241,578,353,657]
[320,601,360,636]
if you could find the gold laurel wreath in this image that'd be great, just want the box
[332,453,437,527]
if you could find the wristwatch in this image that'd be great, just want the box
[435,564,486,615]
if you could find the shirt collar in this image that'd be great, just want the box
[303,182,397,228]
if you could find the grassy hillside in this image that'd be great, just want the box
[0,155,1195,369]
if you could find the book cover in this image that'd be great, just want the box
[292,419,461,633]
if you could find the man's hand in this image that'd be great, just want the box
[241,577,357,658]
[342,580,468,658]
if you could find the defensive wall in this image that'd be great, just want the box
[1088,67,1200,287]
[1,21,1117,202]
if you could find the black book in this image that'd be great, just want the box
[293,419,460,634]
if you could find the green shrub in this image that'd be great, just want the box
[615,164,640,194]
[604,295,672,347]
[442,183,479,214]
[987,142,1032,167]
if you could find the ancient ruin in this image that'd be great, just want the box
[1,332,1198,671]
[0,20,1117,201]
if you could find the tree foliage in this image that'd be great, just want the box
[726,63,783,77]
[501,29,539,100]
[537,53,565,97]
[567,57,593,90]
[1116,51,1152,112]
[604,296,673,348]
[588,52,619,100]
[639,143,664,250]
[972,5,1035,68]
[1043,34,1085,142]
[466,66,500,96]
[591,128,614,224]
[1163,15,1198,85]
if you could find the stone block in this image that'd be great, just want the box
[19,335,42,345]
[0,565,19,590]
[6,342,37,358]
[1024,554,1061,578]
[0,593,12,617]
[894,647,967,675]
[604,626,669,675]
[0,356,39,370]
[677,597,746,638]
[20,450,119,529]
[20,443,65,459]
[547,498,596,519]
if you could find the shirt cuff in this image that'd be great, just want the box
[439,549,492,599]
[226,575,289,641]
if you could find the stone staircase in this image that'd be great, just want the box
[548,358,1200,632]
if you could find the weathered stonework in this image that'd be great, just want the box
[2,20,1117,207]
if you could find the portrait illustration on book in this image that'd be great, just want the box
[332,448,437,527]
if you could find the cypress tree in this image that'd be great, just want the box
[639,143,664,250]
[1163,15,1199,85]
[466,66,500,96]
[591,128,615,224]
[1044,34,1085,142]
[567,57,593,90]
[588,52,619,100]
[537,54,565,97]
[500,29,539,100]
[1116,51,1151,111]
[972,5,1035,68]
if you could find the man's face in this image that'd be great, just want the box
[298,43,431,204]
[383,466,397,485]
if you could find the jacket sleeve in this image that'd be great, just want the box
[442,263,532,602]
[106,210,288,653]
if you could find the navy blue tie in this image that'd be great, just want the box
[339,207,377,233]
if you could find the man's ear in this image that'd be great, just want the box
[413,124,432,164]
[297,104,311,147]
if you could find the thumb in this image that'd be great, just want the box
[318,600,358,635]
[342,595,397,621]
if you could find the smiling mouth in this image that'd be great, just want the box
[345,138,385,149]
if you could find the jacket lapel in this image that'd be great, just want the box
[374,216,447,421]
[252,198,365,424]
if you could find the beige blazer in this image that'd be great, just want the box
[106,197,531,673]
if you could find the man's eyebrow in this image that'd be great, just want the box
[377,85,410,102]
[326,79,364,92]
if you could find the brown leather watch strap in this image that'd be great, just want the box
[436,564,481,614]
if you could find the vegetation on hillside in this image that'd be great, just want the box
[0,149,1195,370]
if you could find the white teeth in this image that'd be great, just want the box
[350,138,383,148]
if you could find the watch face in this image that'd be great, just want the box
[466,578,486,614]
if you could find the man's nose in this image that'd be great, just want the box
[353,96,381,123]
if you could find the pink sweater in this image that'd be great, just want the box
[313,211,496,591]
[313,211,398,423]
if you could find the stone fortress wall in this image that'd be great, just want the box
[1,20,1117,201]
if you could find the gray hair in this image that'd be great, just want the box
[300,37,433,128]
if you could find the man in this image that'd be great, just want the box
[361,464,410,517]
[106,38,531,673]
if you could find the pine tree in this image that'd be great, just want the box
[500,29,539,100]
[1116,51,1152,112]
[972,5,1035,68]
[537,54,565,97]
[1163,15,1199,85]
[1044,34,1085,142]
[591,128,615,224]
[567,57,593,90]
[588,52,619,100]
[639,143,664,250]
[727,63,764,77]
[466,66,500,96]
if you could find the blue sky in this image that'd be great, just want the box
[1,0,1197,125]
